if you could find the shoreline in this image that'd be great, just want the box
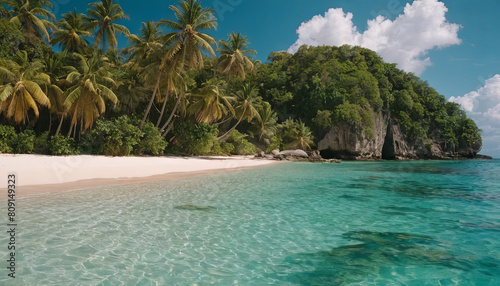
[0,154,279,198]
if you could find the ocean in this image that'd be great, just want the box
[2,160,500,285]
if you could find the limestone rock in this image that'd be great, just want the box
[318,112,483,160]
[318,111,388,159]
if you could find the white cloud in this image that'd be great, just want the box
[450,75,500,157]
[288,0,461,75]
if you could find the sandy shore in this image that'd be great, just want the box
[0,154,278,197]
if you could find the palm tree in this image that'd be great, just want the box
[115,65,146,115]
[156,59,185,130]
[40,53,66,135]
[86,0,130,52]
[217,32,257,80]
[188,79,234,124]
[288,120,315,151]
[217,83,261,141]
[63,51,118,134]
[139,0,217,131]
[0,50,51,124]
[2,0,56,42]
[124,21,163,63]
[51,10,92,54]
[138,53,170,130]
[158,0,217,71]
[252,101,278,142]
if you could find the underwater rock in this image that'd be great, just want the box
[174,205,217,211]
[276,231,477,285]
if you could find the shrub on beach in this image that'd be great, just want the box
[0,127,37,154]
[79,116,167,156]
[82,116,142,156]
[12,130,36,154]
[34,131,51,154]
[0,124,16,153]
[50,135,78,156]
[135,122,168,156]
[225,130,257,155]
[172,121,219,155]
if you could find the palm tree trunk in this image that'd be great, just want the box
[160,93,181,135]
[217,106,247,142]
[67,124,73,138]
[161,120,175,138]
[55,116,64,137]
[217,116,244,142]
[48,112,52,133]
[156,88,170,128]
[140,73,162,130]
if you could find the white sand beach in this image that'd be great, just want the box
[0,154,277,196]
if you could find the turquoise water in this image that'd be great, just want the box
[1,160,500,285]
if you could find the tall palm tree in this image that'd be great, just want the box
[217,32,257,80]
[188,79,234,124]
[86,0,130,52]
[124,21,163,63]
[158,0,217,71]
[138,53,169,130]
[140,0,218,130]
[156,59,185,129]
[217,83,261,142]
[40,53,66,135]
[2,0,56,42]
[51,10,92,54]
[64,51,118,134]
[0,50,51,124]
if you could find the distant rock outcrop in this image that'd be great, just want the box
[319,112,483,160]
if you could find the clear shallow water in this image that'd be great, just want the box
[1,160,500,285]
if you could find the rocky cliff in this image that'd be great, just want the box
[319,112,483,160]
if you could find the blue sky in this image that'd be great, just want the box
[56,0,500,157]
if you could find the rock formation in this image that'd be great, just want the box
[319,112,483,160]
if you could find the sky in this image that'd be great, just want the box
[56,0,500,157]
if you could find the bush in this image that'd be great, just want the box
[220,142,234,155]
[50,135,78,155]
[12,130,35,154]
[172,121,219,155]
[267,136,282,153]
[82,116,143,156]
[0,124,16,153]
[135,122,168,156]
[34,131,51,154]
[226,130,257,155]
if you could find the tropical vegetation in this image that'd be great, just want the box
[0,0,482,158]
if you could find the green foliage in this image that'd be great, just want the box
[0,18,24,59]
[312,110,333,133]
[172,121,219,155]
[11,130,35,154]
[34,131,51,154]
[0,125,17,153]
[267,136,282,153]
[278,119,315,151]
[50,135,78,155]
[82,116,143,156]
[135,122,168,155]
[225,130,257,155]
